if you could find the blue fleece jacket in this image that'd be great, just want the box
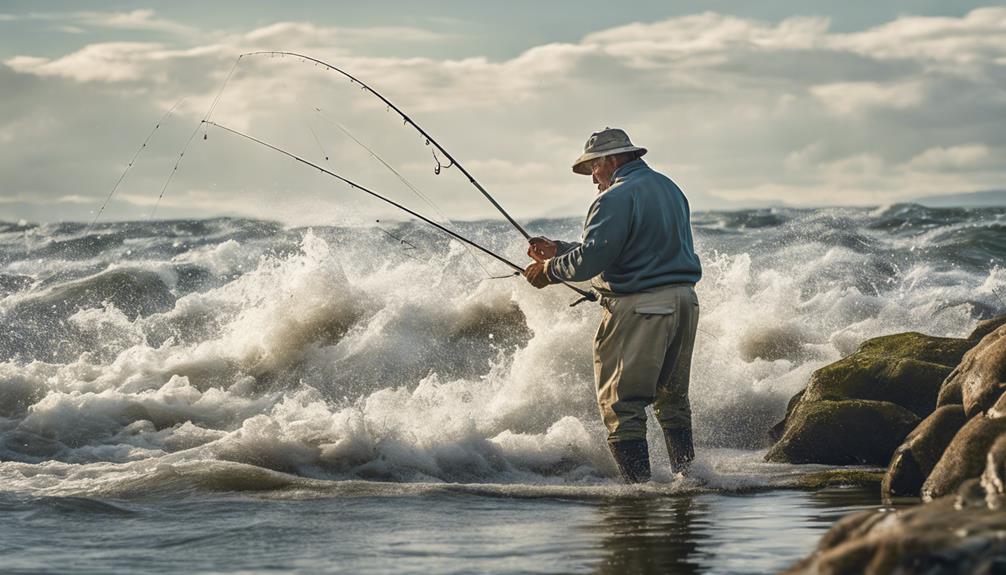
[546,159,701,295]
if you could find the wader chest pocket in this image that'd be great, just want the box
[635,306,675,316]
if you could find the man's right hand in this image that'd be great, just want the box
[527,237,558,263]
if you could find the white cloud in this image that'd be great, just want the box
[810,81,925,114]
[832,7,1006,70]
[1,9,194,34]
[243,22,447,46]
[7,43,172,82]
[73,9,195,35]
[1,8,1005,220]
[905,144,994,171]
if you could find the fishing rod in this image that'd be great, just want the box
[305,103,502,280]
[202,120,597,305]
[240,51,533,241]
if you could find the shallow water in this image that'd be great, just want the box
[1,484,880,574]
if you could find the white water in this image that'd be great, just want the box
[0,207,1003,496]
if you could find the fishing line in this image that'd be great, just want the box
[203,120,596,305]
[309,105,502,280]
[375,221,418,250]
[88,98,184,230]
[306,123,330,161]
[292,100,329,162]
[150,55,242,219]
[239,51,534,240]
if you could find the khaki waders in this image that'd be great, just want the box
[594,284,699,444]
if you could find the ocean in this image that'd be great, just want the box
[1,204,1003,573]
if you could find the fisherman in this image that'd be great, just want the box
[523,128,702,483]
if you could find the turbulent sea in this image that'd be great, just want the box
[1,204,1004,573]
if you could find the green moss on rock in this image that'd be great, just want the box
[766,400,921,465]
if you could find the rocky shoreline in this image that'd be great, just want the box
[766,316,1006,574]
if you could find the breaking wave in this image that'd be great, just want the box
[0,205,1003,495]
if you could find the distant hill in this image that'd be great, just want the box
[915,190,1006,208]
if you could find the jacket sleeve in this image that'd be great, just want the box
[546,191,632,282]
[553,240,580,255]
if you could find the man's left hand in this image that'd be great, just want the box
[523,261,552,289]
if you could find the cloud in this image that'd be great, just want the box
[905,144,995,171]
[243,22,448,46]
[1,8,1005,221]
[5,43,222,83]
[832,7,1006,72]
[1,9,195,35]
[74,9,196,35]
[810,81,925,114]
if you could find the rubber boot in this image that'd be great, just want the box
[663,427,694,474]
[608,439,651,483]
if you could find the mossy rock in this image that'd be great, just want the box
[922,413,1006,501]
[769,388,804,442]
[855,332,972,367]
[790,469,885,489]
[882,404,968,499]
[766,400,921,465]
[799,332,967,419]
[803,354,953,418]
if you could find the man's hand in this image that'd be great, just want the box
[523,261,552,289]
[527,237,558,263]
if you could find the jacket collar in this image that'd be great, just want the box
[612,158,648,182]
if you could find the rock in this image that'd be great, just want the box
[768,389,804,443]
[803,354,953,418]
[769,328,997,467]
[785,494,1006,575]
[766,400,920,465]
[922,413,1006,500]
[969,314,1006,343]
[936,374,963,408]
[942,325,1006,418]
[787,469,884,489]
[856,331,973,366]
[882,404,968,498]
[990,393,1006,419]
[980,434,1006,510]
[799,332,967,419]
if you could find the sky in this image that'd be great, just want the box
[1,1,1004,223]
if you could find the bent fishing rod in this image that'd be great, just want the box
[240,51,533,241]
[202,121,597,306]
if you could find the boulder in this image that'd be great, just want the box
[799,332,966,419]
[968,314,1006,343]
[942,325,1006,418]
[922,414,1006,500]
[768,328,997,466]
[855,331,973,366]
[936,375,963,408]
[882,404,968,498]
[768,389,804,443]
[990,393,1006,419]
[766,400,920,465]
[980,434,1006,510]
[803,354,952,418]
[785,490,1006,575]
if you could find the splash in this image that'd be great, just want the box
[0,207,1002,495]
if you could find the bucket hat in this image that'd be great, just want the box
[572,127,647,175]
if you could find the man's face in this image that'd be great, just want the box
[590,156,617,193]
